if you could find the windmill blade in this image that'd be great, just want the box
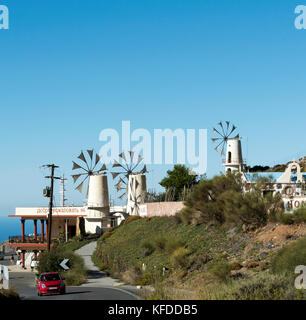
[87,149,94,160]
[95,163,107,173]
[92,153,101,171]
[77,151,87,164]
[140,164,147,174]
[119,152,127,162]
[225,121,230,136]
[119,192,127,200]
[211,138,223,143]
[115,181,125,192]
[87,150,94,170]
[112,159,124,168]
[218,122,226,136]
[75,175,89,194]
[72,161,87,171]
[76,182,84,194]
[215,140,225,153]
[119,177,127,185]
[227,125,237,137]
[72,174,85,184]
[136,154,143,165]
[129,151,135,163]
[213,127,224,138]
[111,172,121,180]
[131,154,144,172]
[115,178,127,191]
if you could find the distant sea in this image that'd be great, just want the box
[0,216,34,243]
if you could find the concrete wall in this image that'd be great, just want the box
[85,218,103,235]
[139,202,184,218]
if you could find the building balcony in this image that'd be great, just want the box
[9,235,46,244]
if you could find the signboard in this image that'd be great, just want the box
[284,197,306,213]
[15,206,87,216]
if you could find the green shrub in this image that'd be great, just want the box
[179,207,194,225]
[165,238,184,254]
[123,215,142,225]
[153,236,166,251]
[183,172,283,228]
[37,246,87,286]
[207,259,232,281]
[202,272,298,300]
[276,212,294,225]
[171,247,189,268]
[141,241,155,257]
[37,247,64,274]
[64,269,87,286]
[271,237,306,275]
[136,272,154,286]
[292,207,306,223]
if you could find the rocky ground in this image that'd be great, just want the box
[221,222,306,278]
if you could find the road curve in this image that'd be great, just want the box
[9,241,140,300]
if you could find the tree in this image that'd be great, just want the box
[181,171,283,228]
[159,165,198,201]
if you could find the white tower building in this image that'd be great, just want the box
[223,138,244,173]
[86,174,110,234]
[72,150,110,235]
[126,174,147,216]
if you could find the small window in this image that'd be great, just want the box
[228,152,232,163]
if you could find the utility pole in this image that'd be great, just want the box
[44,164,60,252]
[60,174,68,207]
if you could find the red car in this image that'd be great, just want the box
[36,272,66,296]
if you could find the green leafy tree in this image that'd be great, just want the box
[159,165,198,201]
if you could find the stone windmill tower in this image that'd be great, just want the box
[72,150,110,234]
[111,151,148,216]
[212,121,244,173]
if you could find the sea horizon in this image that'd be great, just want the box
[0,215,34,243]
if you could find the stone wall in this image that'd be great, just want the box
[140,201,184,218]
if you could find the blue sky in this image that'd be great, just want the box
[1,0,306,215]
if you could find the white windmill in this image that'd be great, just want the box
[212,121,245,173]
[72,150,110,234]
[111,151,148,216]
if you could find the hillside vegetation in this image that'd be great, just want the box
[92,215,306,299]
[92,172,306,300]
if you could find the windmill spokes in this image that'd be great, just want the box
[72,150,107,194]
[212,121,239,156]
[111,151,147,201]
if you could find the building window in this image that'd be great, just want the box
[228,152,232,163]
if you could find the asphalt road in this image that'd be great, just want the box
[6,243,139,300]
[9,271,138,300]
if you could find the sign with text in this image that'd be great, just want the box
[15,206,87,216]
[284,197,306,213]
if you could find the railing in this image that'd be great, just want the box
[222,158,247,165]
[9,235,45,244]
